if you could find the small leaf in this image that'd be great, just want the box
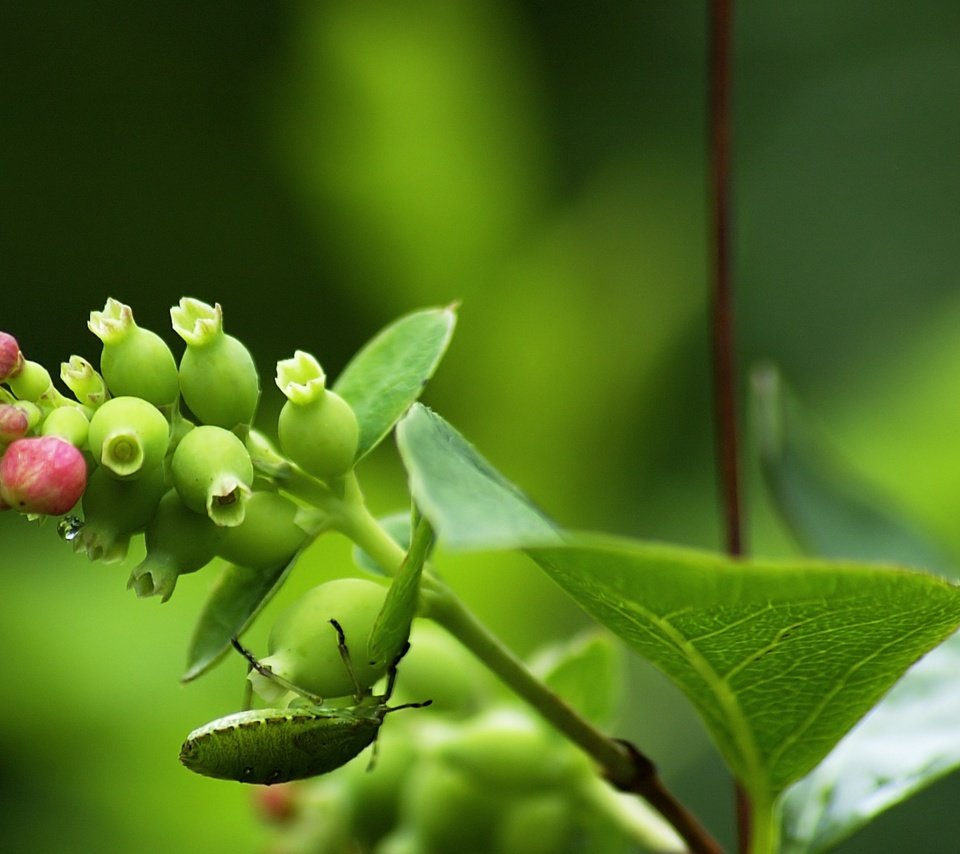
[367,514,435,669]
[527,536,960,802]
[352,512,411,576]
[334,306,457,461]
[528,631,622,728]
[182,549,303,682]
[395,404,561,550]
[751,364,955,577]
[780,633,960,853]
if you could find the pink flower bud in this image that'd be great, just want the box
[0,405,31,443]
[0,436,88,515]
[0,332,23,382]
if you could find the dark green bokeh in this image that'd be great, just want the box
[3,3,959,851]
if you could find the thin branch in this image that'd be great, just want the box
[708,0,750,852]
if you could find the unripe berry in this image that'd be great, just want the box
[7,359,54,402]
[0,436,87,515]
[494,794,575,854]
[389,622,496,716]
[88,298,179,406]
[171,298,259,429]
[276,351,358,480]
[400,760,500,854]
[60,355,108,408]
[127,489,224,602]
[251,578,390,701]
[40,405,90,448]
[76,464,167,562]
[171,424,253,527]
[87,396,170,480]
[215,490,310,570]
[0,332,23,381]
[434,706,589,794]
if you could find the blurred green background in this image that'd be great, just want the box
[3,3,959,851]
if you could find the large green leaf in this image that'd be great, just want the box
[752,366,960,851]
[528,537,960,801]
[751,365,955,577]
[395,404,561,550]
[394,403,960,808]
[334,306,457,461]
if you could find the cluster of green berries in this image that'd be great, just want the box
[251,622,629,854]
[1,297,359,602]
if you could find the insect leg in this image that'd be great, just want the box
[380,640,412,702]
[230,637,325,705]
[329,619,366,703]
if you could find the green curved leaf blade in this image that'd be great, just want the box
[367,514,434,669]
[751,365,955,577]
[182,550,303,682]
[334,306,457,461]
[751,367,960,850]
[527,536,960,801]
[395,404,561,550]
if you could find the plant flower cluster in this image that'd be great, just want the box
[0,297,352,602]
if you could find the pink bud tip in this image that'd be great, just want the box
[0,436,88,515]
[0,405,30,443]
[0,332,24,382]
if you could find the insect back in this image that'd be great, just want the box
[179,703,384,785]
[180,623,430,785]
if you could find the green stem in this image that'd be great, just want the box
[748,797,778,854]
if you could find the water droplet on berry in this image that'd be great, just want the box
[57,516,85,541]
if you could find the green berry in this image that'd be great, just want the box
[127,488,224,602]
[215,490,309,570]
[435,706,590,795]
[252,578,389,701]
[7,359,54,402]
[389,622,496,717]
[400,760,500,854]
[88,298,179,406]
[171,298,259,429]
[76,463,167,562]
[171,424,253,527]
[87,396,170,480]
[276,351,358,480]
[40,406,90,448]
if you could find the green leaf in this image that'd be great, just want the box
[527,536,960,801]
[182,550,303,682]
[751,366,960,851]
[528,631,622,728]
[751,365,955,578]
[395,404,561,550]
[780,633,960,853]
[334,306,457,461]
[367,514,435,669]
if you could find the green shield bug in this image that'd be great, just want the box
[179,620,430,785]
